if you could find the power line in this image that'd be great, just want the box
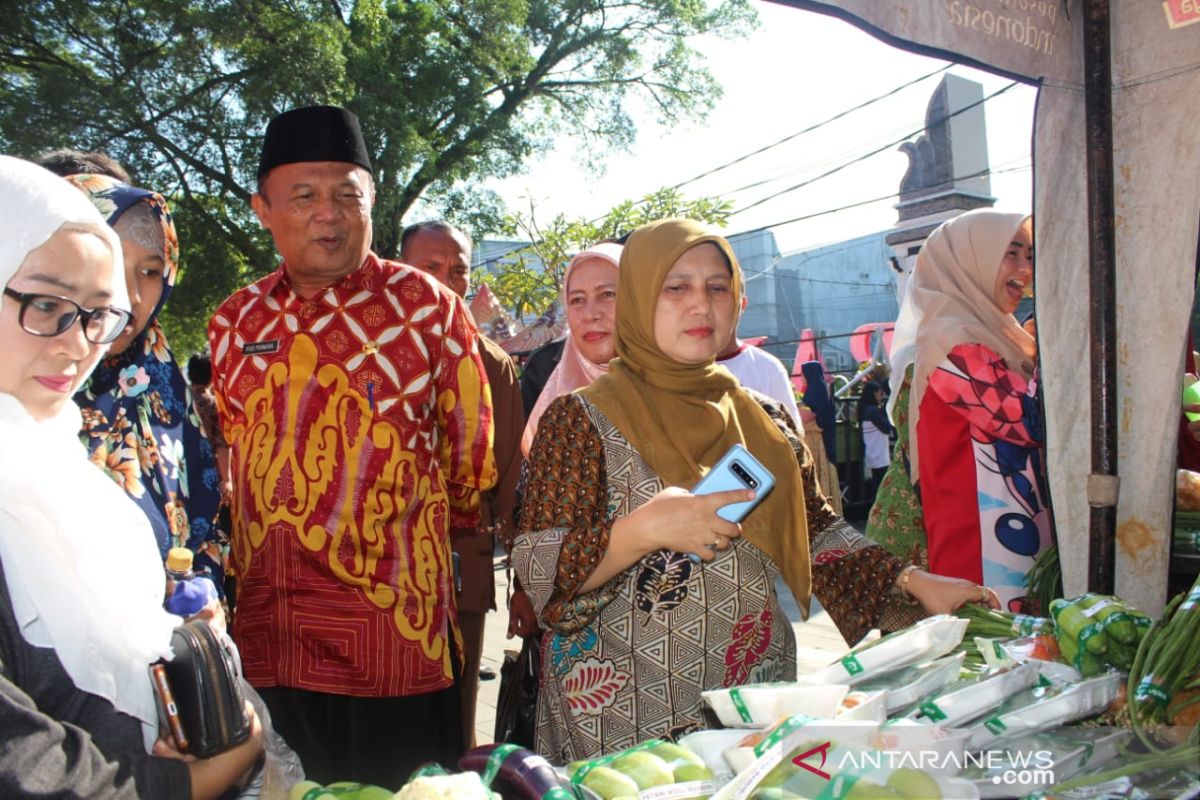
[669,64,952,192]
[473,66,958,268]
[733,162,1030,238]
[729,81,1020,215]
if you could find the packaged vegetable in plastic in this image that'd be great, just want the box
[1051,596,1107,655]
[1052,593,1152,676]
[966,672,1123,750]
[870,720,973,778]
[460,743,578,800]
[721,715,881,775]
[857,653,965,714]
[836,690,888,724]
[709,732,980,800]
[907,660,1041,728]
[566,739,714,800]
[799,616,968,687]
[954,604,1053,639]
[676,730,749,785]
[701,683,848,728]
[963,726,1130,799]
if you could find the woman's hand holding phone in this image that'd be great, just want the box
[580,486,751,593]
[632,486,750,562]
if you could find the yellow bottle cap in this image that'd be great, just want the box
[166,547,194,573]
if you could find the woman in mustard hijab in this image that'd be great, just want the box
[512,219,988,761]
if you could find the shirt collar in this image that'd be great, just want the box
[265,252,380,303]
[716,340,749,362]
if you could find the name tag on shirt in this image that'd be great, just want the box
[242,340,280,355]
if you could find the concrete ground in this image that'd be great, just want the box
[472,550,856,746]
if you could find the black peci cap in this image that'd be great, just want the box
[256,105,373,179]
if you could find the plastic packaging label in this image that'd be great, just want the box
[840,654,864,676]
[483,743,521,787]
[1134,676,1170,707]
[729,688,753,723]
[1081,598,1115,619]
[638,781,713,800]
[918,700,947,722]
[753,715,816,757]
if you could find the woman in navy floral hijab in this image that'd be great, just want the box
[68,174,224,587]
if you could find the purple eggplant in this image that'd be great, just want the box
[460,743,578,800]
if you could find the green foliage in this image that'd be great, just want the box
[475,186,734,317]
[1,0,754,346]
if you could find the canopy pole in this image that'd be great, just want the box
[1084,0,1117,594]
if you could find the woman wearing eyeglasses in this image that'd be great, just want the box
[65,175,225,587]
[0,155,262,798]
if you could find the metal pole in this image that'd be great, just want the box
[1084,0,1117,594]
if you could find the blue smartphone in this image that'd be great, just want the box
[692,443,776,523]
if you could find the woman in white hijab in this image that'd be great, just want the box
[865,210,1047,616]
[0,155,261,798]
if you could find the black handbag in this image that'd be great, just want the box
[160,620,251,758]
[493,633,540,748]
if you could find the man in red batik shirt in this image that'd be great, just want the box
[208,105,495,786]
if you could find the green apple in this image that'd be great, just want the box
[582,766,641,800]
[288,781,334,800]
[647,743,712,783]
[354,785,396,800]
[884,768,942,800]
[611,752,675,790]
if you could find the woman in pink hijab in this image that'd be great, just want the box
[520,242,623,455]
[508,243,622,642]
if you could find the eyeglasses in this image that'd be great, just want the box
[3,288,132,344]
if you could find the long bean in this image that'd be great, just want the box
[1128,576,1200,751]
[1046,742,1200,792]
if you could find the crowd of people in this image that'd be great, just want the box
[0,102,1060,796]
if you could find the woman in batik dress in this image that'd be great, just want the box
[512,219,990,762]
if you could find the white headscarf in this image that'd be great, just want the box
[888,209,1035,480]
[0,155,178,749]
[520,242,623,456]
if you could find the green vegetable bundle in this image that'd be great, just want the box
[1050,593,1152,676]
[1129,574,1200,751]
[954,604,1053,639]
[1024,543,1063,616]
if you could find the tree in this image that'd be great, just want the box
[1,0,755,346]
[475,186,734,318]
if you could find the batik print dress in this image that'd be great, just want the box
[513,392,906,762]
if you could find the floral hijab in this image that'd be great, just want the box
[68,175,223,582]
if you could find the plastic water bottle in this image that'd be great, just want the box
[164,547,219,618]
